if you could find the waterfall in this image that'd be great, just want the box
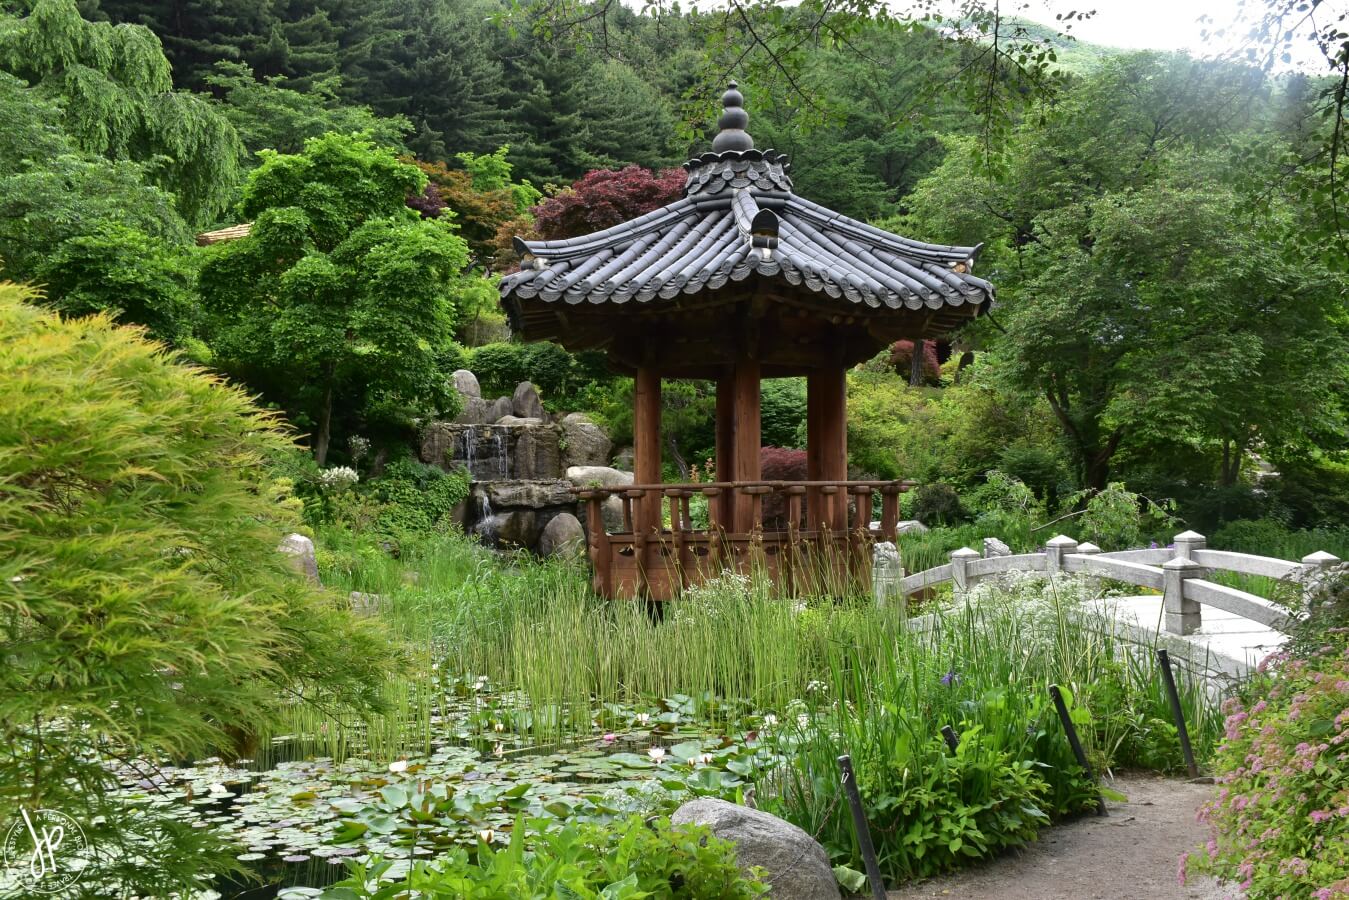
[493,427,509,480]
[462,425,477,477]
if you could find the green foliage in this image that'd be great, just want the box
[324,814,767,899]
[1188,644,1349,896]
[373,457,471,536]
[33,223,197,343]
[760,378,806,449]
[457,145,542,213]
[0,286,392,895]
[0,0,244,224]
[469,340,595,404]
[207,61,411,159]
[199,132,469,463]
[911,483,968,526]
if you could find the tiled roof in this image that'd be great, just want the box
[501,81,993,331]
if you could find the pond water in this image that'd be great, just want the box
[107,679,783,897]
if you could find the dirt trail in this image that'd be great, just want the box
[885,773,1233,900]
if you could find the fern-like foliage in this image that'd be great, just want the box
[0,285,395,894]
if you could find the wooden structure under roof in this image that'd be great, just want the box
[501,82,994,600]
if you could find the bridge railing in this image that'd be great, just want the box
[897,530,1342,636]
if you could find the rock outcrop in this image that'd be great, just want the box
[538,512,585,558]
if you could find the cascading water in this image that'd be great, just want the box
[493,428,509,480]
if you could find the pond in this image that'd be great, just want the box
[106,677,785,897]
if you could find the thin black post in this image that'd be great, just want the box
[940,724,959,754]
[1048,684,1108,817]
[836,755,886,900]
[1156,649,1199,778]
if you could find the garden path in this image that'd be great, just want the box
[885,772,1231,900]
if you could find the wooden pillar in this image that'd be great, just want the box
[732,356,761,533]
[714,374,735,528]
[805,372,824,530]
[633,365,662,536]
[808,367,847,531]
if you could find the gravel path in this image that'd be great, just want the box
[885,772,1234,900]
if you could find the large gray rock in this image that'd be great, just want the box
[482,480,574,509]
[454,396,489,425]
[513,426,562,480]
[420,422,457,469]
[512,381,546,420]
[560,413,612,469]
[476,509,538,548]
[566,466,633,533]
[671,799,840,900]
[565,466,634,489]
[452,369,481,399]
[612,446,634,472]
[278,533,320,585]
[496,415,544,427]
[487,397,514,423]
[538,512,585,559]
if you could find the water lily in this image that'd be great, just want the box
[492,721,504,732]
[601,733,617,743]
[478,828,494,844]
[493,742,504,758]
[636,713,650,726]
[647,746,666,763]
[208,783,229,796]
[763,714,778,728]
[697,752,715,766]
[388,759,409,774]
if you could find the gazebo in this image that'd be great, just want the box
[501,82,994,600]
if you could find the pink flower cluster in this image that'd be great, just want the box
[1184,642,1349,897]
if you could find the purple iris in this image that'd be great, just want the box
[941,670,960,687]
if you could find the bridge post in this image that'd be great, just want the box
[1301,550,1342,606]
[950,547,980,598]
[1045,534,1078,575]
[1173,530,1206,560]
[1077,542,1101,596]
[1163,556,1203,635]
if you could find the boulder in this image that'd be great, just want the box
[560,414,612,469]
[566,466,633,534]
[349,591,384,617]
[420,422,457,468]
[896,519,928,535]
[670,799,840,900]
[565,466,634,490]
[452,369,481,400]
[497,415,544,427]
[476,509,538,548]
[487,397,514,423]
[482,480,574,509]
[513,426,562,480]
[538,512,586,559]
[454,396,489,425]
[278,533,320,585]
[512,381,546,420]
[612,446,635,471]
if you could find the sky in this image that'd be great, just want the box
[1014,0,1331,70]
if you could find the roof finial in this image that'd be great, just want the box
[712,80,753,153]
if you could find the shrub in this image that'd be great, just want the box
[320,814,768,898]
[373,457,471,537]
[912,483,967,525]
[531,165,686,240]
[1186,644,1349,897]
[887,339,941,384]
[470,341,580,402]
[0,287,392,895]
[761,447,807,527]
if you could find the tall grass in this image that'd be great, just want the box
[759,573,1225,884]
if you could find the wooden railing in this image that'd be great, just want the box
[572,479,916,600]
[895,530,1342,637]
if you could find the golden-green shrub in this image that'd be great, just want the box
[0,285,394,895]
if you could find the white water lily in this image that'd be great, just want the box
[763,714,778,728]
[388,759,409,774]
[478,829,494,844]
[636,713,650,726]
[208,783,229,796]
[493,742,505,758]
[698,753,715,766]
[493,721,505,732]
[647,746,666,763]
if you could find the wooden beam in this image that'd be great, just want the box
[733,356,761,533]
[633,366,662,538]
[715,374,735,528]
